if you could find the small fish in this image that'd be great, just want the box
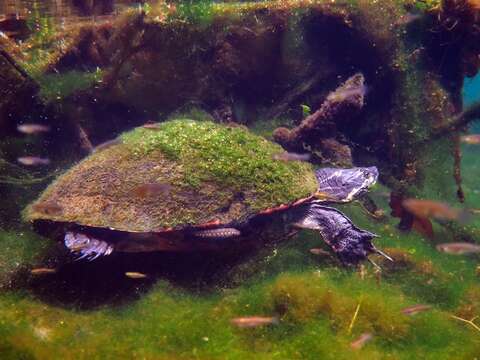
[192,228,241,239]
[125,272,148,279]
[460,134,480,145]
[436,242,480,255]
[395,13,422,26]
[468,0,480,10]
[32,201,63,216]
[230,316,279,328]
[134,183,172,198]
[17,156,50,166]
[402,199,468,222]
[401,304,432,316]
[350,333,373,350]
[273,152,311,162]
[17,123,50,135]
[93,138,122,153]
[309,248,331,256]
[142,122,162,130]
[30,268,57,275]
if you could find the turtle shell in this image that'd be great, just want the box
[24,119,318,232]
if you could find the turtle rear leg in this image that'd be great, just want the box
[293,202,392,266]
[64,232,114,260]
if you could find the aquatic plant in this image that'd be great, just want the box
[37,69,103,102]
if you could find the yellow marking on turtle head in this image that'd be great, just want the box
[313,191,335,201]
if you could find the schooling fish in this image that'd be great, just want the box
[460,134,480,145]
[401,304,432,316]
[134,183,172,198]
[17,123,50,135]
[401,199,468,222]
[272,152,311,162]
[436,242,480,255]
[17,156,50,166]
[32,201,63,216]
[230,316,279,328]
[350,333,373,350]
[125,272,148,279]
[30,268,57,275]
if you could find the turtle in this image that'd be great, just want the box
[24,119,391,266]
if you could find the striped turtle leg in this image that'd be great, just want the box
[293,201,392,266]
[190,227,242,240]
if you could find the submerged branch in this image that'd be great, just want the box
[431,101,480,139]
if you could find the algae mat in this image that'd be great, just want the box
[2,182,480,359]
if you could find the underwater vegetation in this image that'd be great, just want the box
[1,0,480,358]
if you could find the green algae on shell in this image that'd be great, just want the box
[24,119,318,232]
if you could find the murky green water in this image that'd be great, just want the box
[1,1,480,359]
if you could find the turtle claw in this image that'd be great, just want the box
[367,257,382,271]
[64,232,114,261]
[373,247,394,262]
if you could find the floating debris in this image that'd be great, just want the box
[230,316,279,328]
[401,304,432,316]
[17,124,50,135]
[450,314,480,333]
[125,272,148,279]
[17,156,50,166]
[436,242,480,255]
[460,134,480,145]
[272,152,311,162]
[30,268,57,275]
[350,333,373,350]
[93,139,122,153]
[31,201,63,216]
[134,183,172,198]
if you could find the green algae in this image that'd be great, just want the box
[25,119,317,231]
[121,119,318,210]
[5,181,480,358]
[36,69,103,102]
[0,230,53,288]
[3,0,480,358]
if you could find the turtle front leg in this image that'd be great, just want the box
[293,202,392,266]
[64,232,114,260]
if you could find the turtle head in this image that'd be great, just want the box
[332,229,379,266]
[314,166,379,202]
